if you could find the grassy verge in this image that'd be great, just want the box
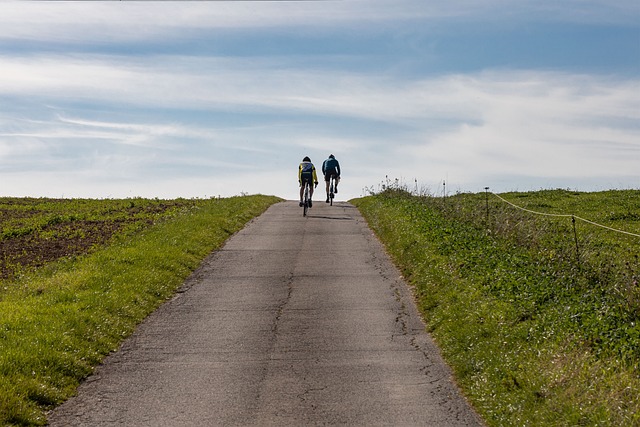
[0,195,281,426]
[352,189,639,427]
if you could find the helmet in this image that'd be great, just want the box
[329,154,335,159]
[303,156,311,162]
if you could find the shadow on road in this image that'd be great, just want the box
[307,215,354,221]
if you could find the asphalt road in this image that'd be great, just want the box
[48,201,483,426]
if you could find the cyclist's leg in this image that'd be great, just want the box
[324,171,332,203]
[334,174,340,193]
[303,181,313,207]
[324,173,329,202]
[325,172,331,194]
[300,174,309,206]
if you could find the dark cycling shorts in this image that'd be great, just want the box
[324,169,339,182]
[300,172,314,187]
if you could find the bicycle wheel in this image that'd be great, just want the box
[303,184,309,217]
[329,179,334,206]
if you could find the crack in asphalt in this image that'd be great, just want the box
[272,273,295,338]
[250,222,303,421]
[249,272,295,421]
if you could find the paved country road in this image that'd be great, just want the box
[48,201,484,426]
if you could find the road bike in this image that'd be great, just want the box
[302,181,311,217]
[329,175,337,206]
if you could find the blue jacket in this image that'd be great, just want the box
[322,158,340,175]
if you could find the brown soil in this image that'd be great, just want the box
[0,220,130,279]
[0,199,185,280]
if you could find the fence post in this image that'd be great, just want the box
[484,187,490,228]
[572,215,581,268]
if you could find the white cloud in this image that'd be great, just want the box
[1,0,637,45]
[391,71,640,192]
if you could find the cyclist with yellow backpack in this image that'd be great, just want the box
[298,156,318,207]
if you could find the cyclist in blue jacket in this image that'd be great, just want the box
[322,154,341,203]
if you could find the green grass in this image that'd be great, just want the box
[0,195,281,426]
[352,188,640,427]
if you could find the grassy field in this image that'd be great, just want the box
[0,195,281,426]
[353,188,639,427]
[0,198,201,280]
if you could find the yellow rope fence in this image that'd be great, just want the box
[491,192,640,239]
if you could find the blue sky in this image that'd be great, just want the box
[1,1,638,200]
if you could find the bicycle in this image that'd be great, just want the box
[329,175,336,206]
[302,181,311,217]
